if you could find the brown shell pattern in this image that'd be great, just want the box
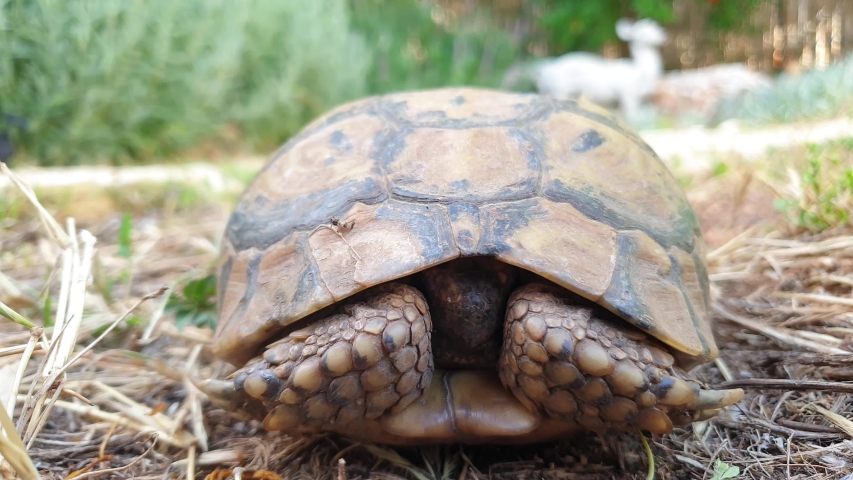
[213,87,716,367]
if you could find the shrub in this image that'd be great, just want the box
[716,53,853,126]
[350,0,520,94]
[0,0,370,165]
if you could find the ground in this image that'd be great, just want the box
[1,121,852,480]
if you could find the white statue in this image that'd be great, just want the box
[528,18,668,121]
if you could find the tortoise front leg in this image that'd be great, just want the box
[499,283,743,434]
[208,283,434,433]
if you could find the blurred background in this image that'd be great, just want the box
[1,0,851,167]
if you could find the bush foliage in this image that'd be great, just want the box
[0,0,370,165]
[717,53,853,126]
[351,0,519,94]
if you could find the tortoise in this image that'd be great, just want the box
[201,87,743,445]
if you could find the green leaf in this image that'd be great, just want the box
[167,274,218,330]
[117,212,133,259]
[710,459,740,480]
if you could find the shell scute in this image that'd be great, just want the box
[539,109,698,251]
[599,231,709,360]
[386,127,539,203]
[307,201,460,300]
[479,198,618,299]
[381,88,547,128]
[214,235,334,364]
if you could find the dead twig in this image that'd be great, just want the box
[715,378,853,393]
[713,303,849,354]
[67,434,157,479]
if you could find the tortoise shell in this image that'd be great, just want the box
[213,87,717,369]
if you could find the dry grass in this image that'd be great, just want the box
[1,147,853,479]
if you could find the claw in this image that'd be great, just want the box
[198,378,240,403]
[691,388,744,410]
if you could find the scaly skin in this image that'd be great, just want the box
[202,261,743,444]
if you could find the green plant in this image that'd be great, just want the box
[774,139,853,232]
[521,0,763,56]
[534,0,673,54]
[717,53,853,125]
[350,0,520,93]
[165,274,218,330]
[709,459,740,480]
[0,0,369,165]
[117,213,133,260]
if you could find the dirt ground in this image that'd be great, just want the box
[1,131,853,479]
